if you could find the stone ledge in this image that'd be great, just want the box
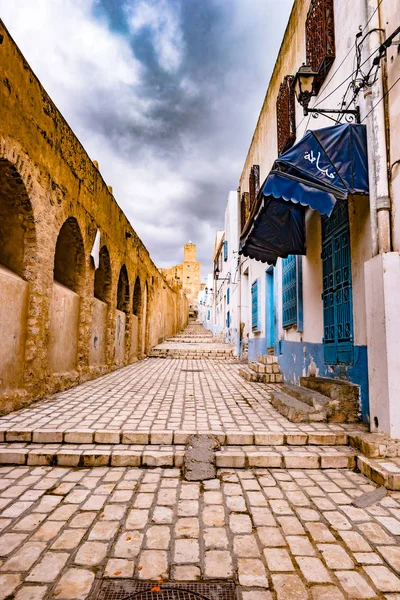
[0,443,356,470]
[357,455,400,490]
[0,428,351,446]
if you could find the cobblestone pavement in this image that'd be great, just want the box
[0,359,365,436]
[1,465,400,599]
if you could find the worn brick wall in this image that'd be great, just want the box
[0,21,189,413]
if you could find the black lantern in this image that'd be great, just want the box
[292,63,360,123]
[292,64,317,115]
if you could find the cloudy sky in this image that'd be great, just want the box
[0,0,293,277]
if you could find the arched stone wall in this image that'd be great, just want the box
[131,276,142,359]
[91,245,112,367]
[48,217,85,374]
[0,159,35,395]
[115,265,130,365]
[0,19,189,413]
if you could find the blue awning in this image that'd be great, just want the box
[240,123,369,264]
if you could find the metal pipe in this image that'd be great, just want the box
[364,0,391,254]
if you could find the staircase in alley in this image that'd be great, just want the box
[149,319,235,359]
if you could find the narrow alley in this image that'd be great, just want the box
[0,324,400,599]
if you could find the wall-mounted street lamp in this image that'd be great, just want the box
[292,64,360,123]
[214,267,231,282]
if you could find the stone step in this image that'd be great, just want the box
[249,361,281,375]
[216,445,357,469]
[270,390,328,423]
[281,383,330,410]
[238,366,282,384]
[258,355,279,365]
[149,349,234,359]
[357,455,400,490]
[0,443,356,469]
[300,376,359,423]
[0,428,350,446]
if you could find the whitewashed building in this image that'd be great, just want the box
[211,0,400,436]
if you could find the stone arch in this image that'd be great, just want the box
[130,276,142,359]
[91,245,112,367]
[142,280,149,355]
[117,265,130,313]
[0,158,36,391]
[115,264,130,365]
[53,217,85,294]
[94,245,112,303]
[0,158,36,279]
[48,217,85,374]
[133,276,142,317]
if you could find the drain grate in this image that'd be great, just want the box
[94,581,236,600]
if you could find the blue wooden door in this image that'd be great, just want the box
[322,199,354,364]
[265,267,274,348]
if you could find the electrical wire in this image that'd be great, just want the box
[361,73,400,122]
[314,0,385,103]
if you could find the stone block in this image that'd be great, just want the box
[94,431,120,444]
[32,430,63,444]
[64,430,93,444]
[121,431,149,445]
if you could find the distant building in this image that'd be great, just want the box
[161,243,202,316]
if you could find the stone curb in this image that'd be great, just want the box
[0,444,356,469]
[0,428,351,446]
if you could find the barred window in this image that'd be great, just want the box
[276,76,296,156]
[282,255,298,328]
[306,0,336,94]
[223,240,228,261]
[251,279,260,332]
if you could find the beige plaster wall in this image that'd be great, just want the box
[89,298,107,367]
[0,265,28,389]
[48,282,80,374]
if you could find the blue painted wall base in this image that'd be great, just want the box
[248,337,268,363]
[276,340,369,424]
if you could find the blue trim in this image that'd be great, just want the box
[296,255,303,332]
[248,337,268,362]
[277,339,369,424]
[265,269,274,347]
[223,240,228,261]
[227,288,230,305]
[251,279,260,331]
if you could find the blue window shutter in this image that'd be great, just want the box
[227,288,230,305]
[223,240,228,261]
[282,255,297,328]
[251,280,259,331]
[226,311,230,328]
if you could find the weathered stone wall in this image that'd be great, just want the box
[0,20,188,413]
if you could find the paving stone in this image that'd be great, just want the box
[175,518,199,538]
[26,552,69,582]
[335,571,378,598]
[0,533,28,556]
[233,534,260,557]
[104,558,135,578]
[311,586,345,600]
[137,550,168,580]
[296,556,332,583]
[203,527,229,548]
[204,550,233,579]
[0,541,46,571]
[145,525,170,549]
[287,535,316,556]
[152,506,174,524]
[52,568,95,599]
[230,513,252,533]
[31,521,64,542]
[0,574,22,600]
[114,531,143,558]
[69,512,97,529]
[126,509,149,529]
[364,565,400,592]
[317,544,354,569]
[52,529,86,550]
[75,541,107,566]
[263,548,294,571]
[241,592,273,600]
[89,521,119,541]
[174,539,199,563]
[238,559,268,587]
[203,505,225,526]
[272,575,308,600]
[359,522,395,545]
[174,566,201,581]
[14,586,48,600]
[13,513,47,531]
